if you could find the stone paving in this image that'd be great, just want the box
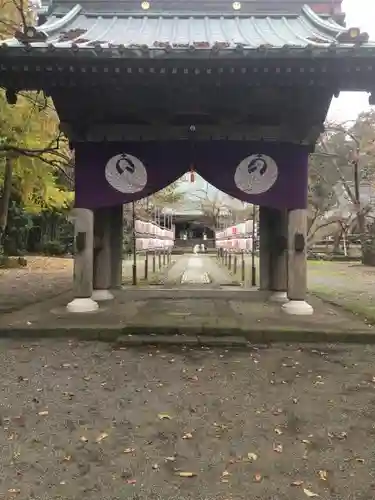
[0,254,373,343]
[161,254,239,288]
[181,256,211,284]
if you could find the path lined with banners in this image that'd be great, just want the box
[161,254,238,288]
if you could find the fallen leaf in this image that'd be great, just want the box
[303,488,319,497]
[38,411,49,416]
[318,470,327,481]
[96,432,108,443]
[176,472,197,478]
[291,480,304,486]
[328,431,347,440]
[158,413,172,420]
[123,448,135,454]
[13,416,25,427]
[182,432,193,439]
[247,452,258,461]
[254,473,262,482]
[273,443,283,453]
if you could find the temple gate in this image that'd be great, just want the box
[1,0,374,314]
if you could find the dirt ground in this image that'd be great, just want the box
[0,255,170,313]
[0,257,73,313]
[1,340,375,500]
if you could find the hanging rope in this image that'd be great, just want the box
[189,163,195,183]
[188,125,196,183]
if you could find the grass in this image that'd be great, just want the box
[121,258,176,286]
[220,255,375,324]
[307,259,375,324]
[309,284,375,325]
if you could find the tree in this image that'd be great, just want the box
[308,111,375,260]
[0,0,39,40]
[134,181,183,215]
[0,89,74,247]
[0,1,74,252]
[174,174,253,230]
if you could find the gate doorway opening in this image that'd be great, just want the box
[120,173,258,290]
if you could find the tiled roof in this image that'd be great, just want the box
[38,0,344,18]
[2,3,373,54]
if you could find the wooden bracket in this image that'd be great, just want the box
[294,233,305,253]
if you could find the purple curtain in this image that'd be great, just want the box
[195,141,309,209]
[75,142,189,209]
[74,141,309,210]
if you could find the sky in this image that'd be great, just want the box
[327,0,375,122]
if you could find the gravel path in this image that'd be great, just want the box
[1,340,375,499]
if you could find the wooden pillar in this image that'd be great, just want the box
[281,208,313,315]
[66,208,98,313]
[110,205,123,289]
[259,206,272,290]
[92,207,114,301]
[269,209,288,303]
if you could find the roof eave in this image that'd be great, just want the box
[1,42,375,59]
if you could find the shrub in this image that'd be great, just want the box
[42,240,66,256]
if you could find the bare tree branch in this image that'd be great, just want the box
[12,0,27,30]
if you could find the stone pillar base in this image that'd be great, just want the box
[67,298,99,313]
[281,300,313,316]
[91,289,114,301]
[269,291,288,303]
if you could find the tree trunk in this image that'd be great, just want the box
[360,210,375,266]
[0,157,13,251]
[332,228,342,254]
[357,210,366,262]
